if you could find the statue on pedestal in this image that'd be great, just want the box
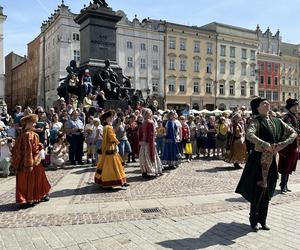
[92,0,108,8]
[122,75,132,88]
[57,60,82,103]
[99,59,121,100]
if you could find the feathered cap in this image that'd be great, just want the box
[20,114,38,126]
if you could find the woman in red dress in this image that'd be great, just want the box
[11,114,51,208]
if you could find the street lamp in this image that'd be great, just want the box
[213,80,218,109]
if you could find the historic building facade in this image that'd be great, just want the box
[256,26,281,109]
[164,22,217,110]
[0,7,7,104]
[38,1,80,108]
[116,13,165,102]
[5,36,40,111]
[201,22,258,110]
[280,42,300,106]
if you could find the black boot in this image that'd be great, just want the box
[249,203,258,232]
[258,196,270,231]
[234,163,242,169]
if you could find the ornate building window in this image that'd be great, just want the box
[220,62,225,74]
[267,63,272,72]
[194,41,200,53]
[153,45,158,52]
[219,84,225,95]
[193,81,199,93]
[179,79,186,92]
[259,90,265,98]
[140,58,146,69]
[180,60,186,71]
[73,50,80,61]
[268,76,271,85]
[140,43,146,51]
[152,79,159,92]
[152,60,159,70]
[273,91,278,101]
[194,61,200,72]
[72,33,80,41]
[250,85,255,96]
[169,58,175,70]
[266,90,272,101]
[241,85,246,96]
[127,41,133,49]
[127,57,133,68]
[180,39,186,51]
[241,49,247,59]
[274,64,279,74]
[169,37,176,49]
[168,78,175,92]
[206,82,212,94]
[207,43,213,55]
[260,63,264,72]
[229,84,234,96]
[206,63,212,73]
[220,45,226,56]
[230,47,235,58]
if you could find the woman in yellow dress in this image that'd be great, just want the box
[94,110,129,188]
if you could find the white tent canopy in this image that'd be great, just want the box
[212,109,223,115]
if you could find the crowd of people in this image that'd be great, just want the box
[0,96,299,231]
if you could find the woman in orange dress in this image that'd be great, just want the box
[11,114,51,208]
[95,110,129,188]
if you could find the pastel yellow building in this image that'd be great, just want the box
[164,22,217,110]
[280,42,300,105]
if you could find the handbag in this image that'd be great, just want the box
[184,142,193,155]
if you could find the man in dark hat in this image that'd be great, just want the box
[278,98,300,193]
[236,97,297,232]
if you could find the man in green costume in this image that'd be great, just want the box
[236,97,297,232]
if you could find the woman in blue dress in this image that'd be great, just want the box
[161,111,181,168]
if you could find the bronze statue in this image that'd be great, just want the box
[93,0,108,7]
[122,75,132,88]
[99,59,120,100]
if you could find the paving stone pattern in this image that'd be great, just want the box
[0,159,299,249]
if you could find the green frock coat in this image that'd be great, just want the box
[235,115,297,204]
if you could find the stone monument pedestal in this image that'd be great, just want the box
[74,3,123,84]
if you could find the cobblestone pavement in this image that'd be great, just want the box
[0,201,299,249]
[0,159,299,249]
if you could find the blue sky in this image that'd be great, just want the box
[2,0,300,56]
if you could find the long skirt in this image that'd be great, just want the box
[161,139,181,166]
[225,141,247,164]
[16,163,51,204]
[95,153,127,187]
[236,151,278,203]
[278,140,298,175]
[139,142,163,175]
